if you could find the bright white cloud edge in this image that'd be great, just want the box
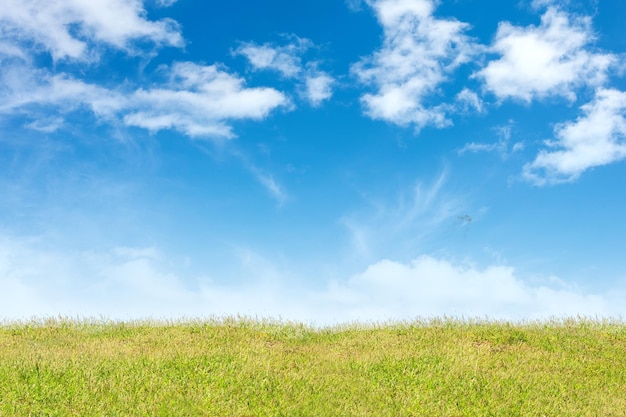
[352,0,478,130]
[0,0,183,61]
[524,88,626,185]
[476,6,616,102]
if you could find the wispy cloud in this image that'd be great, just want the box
[524,88,626,185]
[458,122,524,158]
[0,0,183,61]
[234,38,311,78]
[154,0,178,7]
[226,147,290,205]
[476,6,616,103]
[25,117,65,133]
[250,169,288,206]
[454,88,484,114]
[0,64,125,116]
[0,62,289,139]
[352,0,478,131]
[0,0,291,139]
[345,0,364,12]
[234,37,336,107]
[341,170,463,262]
[124,62,289,138]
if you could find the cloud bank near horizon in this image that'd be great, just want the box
[1,237,622,325]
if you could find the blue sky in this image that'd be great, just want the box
[1,0,625,324]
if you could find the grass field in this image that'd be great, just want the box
[1,317,625,416]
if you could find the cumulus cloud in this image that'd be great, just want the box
[124,62,289,138]
[476,6,616,102]
[0,236,623,325]
[524,88,626,185]
[0,62,288,138]
[352,0,477,130]
[0,0,183,61]
[1,1,290,139]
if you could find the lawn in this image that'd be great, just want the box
[1,318,625,416]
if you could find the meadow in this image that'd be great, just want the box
[1,317,625,416]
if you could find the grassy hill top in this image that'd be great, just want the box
[1,318,625,416]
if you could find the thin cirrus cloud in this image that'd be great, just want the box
[458,123,524,159]
[341,170,462,262]
[475,6,616,103]
[234,38,335,107]
[524,88,626,185]
[352,0,478,131]
[0,0,183,61]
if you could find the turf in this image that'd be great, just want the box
[1,317,625,416]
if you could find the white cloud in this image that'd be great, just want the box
[304,72,334,107]
[257,174,287,204]
[341,170,463,262]
[458,122,524,158]
[251,169,288,205]
[324,256,618,321]
[154,0,178,7]
[530,0,561,9]
[455,88,484,113]
[25,117,65,133]
[234,38,336,106]
[345,0,364,12]
[234,38,311,78]
[476,7,616,102]
[0,0,183,61]
[0,63,127,116]
[124,62,289,138]
[0,62,289,139]
[0,42,28,61]
[0,236,623,325]
[524,88,626,185]
[352,0,477,130]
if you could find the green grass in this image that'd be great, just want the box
[1,317,625,416]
